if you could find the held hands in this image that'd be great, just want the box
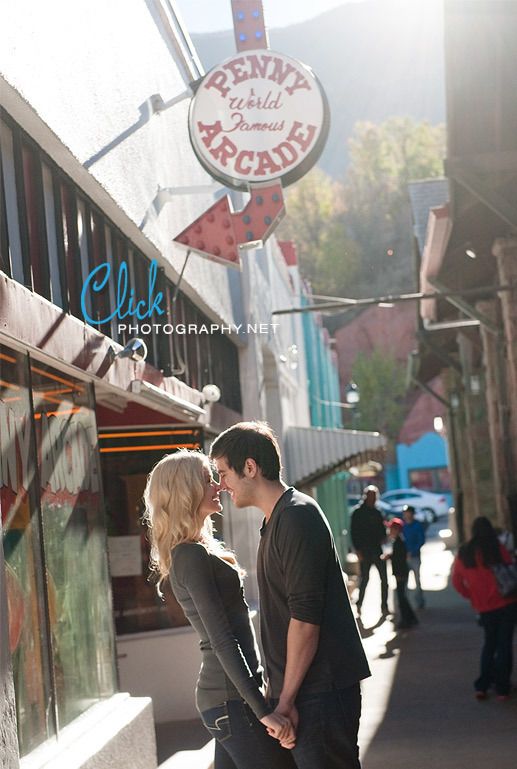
[274,701,299,748]
[260,710,296,749]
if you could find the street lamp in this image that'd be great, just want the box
[344,381,360,427]
[344,381,360,406]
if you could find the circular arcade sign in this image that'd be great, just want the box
[189,49,330,190]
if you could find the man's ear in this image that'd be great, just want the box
[243,458,259,478]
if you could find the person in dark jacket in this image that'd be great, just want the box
[350,486,389,615]
[385,518,418,630]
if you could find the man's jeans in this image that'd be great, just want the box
[287,684,362,769]
[357,553,388,612]
[201,699,295,769]
[407,554,425,608]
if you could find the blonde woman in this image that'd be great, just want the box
[143,450,295,769]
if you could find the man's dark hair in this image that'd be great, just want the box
[210,421,282,480]
[404,505,416,515]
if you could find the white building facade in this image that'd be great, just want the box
[0,3,315,767]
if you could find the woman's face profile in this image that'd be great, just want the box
[198,467,223,519]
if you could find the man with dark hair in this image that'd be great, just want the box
[210,421,370,769]
[350,486,389,616]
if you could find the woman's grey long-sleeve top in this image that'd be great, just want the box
[169,541,271,719]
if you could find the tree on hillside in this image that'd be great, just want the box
[277,168,360,296]
[348,349,407,441]
[278,119,445,300]
[343,117,446,296]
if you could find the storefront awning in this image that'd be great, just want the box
[129,379,206,421]
[284,426,386,488]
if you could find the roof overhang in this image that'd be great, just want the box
[420,204,452,321]
[284,426,386,489]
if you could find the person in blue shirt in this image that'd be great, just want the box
[402,505,426,609]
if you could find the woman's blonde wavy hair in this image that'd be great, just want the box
[142,449,235,596]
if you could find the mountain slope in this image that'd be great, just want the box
[191,0,445,179]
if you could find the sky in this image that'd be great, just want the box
[174,0,364,34]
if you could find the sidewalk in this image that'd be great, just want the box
[155,527,517,768]
[356,530,517,769]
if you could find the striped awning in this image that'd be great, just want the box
[284,426,386,488]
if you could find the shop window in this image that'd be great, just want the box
[112,233,130,347]
[0,144,8,276]
[76,198,93,322]
[22,142,50,299]
[30,360,116,728]
[0,110,243,412]
[408,467,451,493]
[99,426,204,635]
[0,118,24,284]
[104,226,118,341]
[1,348,54,754]
[41,163,64,309]
[436,467,452,492]
[89,210,110,336]
[131,250,159,368]
[1,347,117,755]
[60,181,82,317]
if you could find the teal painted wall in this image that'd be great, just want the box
[302,298,350,561]
[316,472,349,563]
[302,296,342,429]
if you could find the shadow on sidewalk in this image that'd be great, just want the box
[359,549,517,769]
[155,718,209,765]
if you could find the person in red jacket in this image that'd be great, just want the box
[452,516,517,700]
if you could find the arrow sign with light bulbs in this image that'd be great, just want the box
[173,0,330,267]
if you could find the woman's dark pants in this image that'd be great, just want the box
[476,603,517,696]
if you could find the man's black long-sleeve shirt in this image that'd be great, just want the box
[257,487,370,699]
[350,502,386,556]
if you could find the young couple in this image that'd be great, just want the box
[144,421,370,769]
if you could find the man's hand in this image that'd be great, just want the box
[274,701,298,747]
[260,711,296,749]
[272,617,319,747]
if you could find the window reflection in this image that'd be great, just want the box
[1,347,116,755]
[1,348,53,754]
[31,360,116,729]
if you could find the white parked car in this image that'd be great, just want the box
[380,488,450,523]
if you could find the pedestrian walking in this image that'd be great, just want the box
[210,421,371,769]
[385,518,419,630]
[143,449,296,769]
[350,485,389,616]
[452,516,517,700]
[402,504,426,609]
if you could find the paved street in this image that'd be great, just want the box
[356,522,517,769]
[156,521,517,768]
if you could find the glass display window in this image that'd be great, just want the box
[30,359,117,729]
[1,346,117,755]
[99,426,204,635]
[1,347,53,755]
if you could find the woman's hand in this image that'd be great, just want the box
[260,712,296,748]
